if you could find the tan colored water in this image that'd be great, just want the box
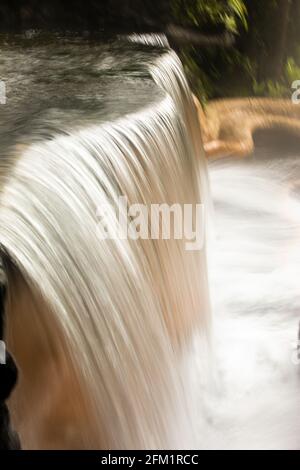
[1,34,299,450]
[0,36,210,449]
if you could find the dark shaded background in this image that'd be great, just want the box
[1,2,300,103]
[0,0,173,33]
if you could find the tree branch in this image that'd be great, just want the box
[166,24,235,48]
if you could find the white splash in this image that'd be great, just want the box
[195,146,300,450]
[0,46,210,449]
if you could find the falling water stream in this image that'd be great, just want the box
[0,34,299,450]
[0,34,210,449]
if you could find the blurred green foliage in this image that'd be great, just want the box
[1,0,299,101]
[172,0,247,32]
[172,0,300,101]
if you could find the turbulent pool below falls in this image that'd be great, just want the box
[200,132,300,450]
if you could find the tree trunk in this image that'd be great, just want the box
[273,0,292,79]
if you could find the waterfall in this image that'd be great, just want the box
[0,36,210,449]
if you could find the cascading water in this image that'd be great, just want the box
[0,35,210,449]
[1,33,299,451]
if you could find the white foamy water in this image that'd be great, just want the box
[194,136,300,449]
[1,33,299,450]
[0,37,210,449]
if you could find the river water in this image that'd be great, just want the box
[200,132,300,449]
[0,34,299,449]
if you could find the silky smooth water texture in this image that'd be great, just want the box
[198,133,300,450]
[0,35,210,449]
[0,34,299,450]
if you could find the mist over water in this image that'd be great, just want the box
[199,133,300,449]
[0,33,299,449]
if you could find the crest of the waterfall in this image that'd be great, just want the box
[0,37,210,449]
[126,33,170,48]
